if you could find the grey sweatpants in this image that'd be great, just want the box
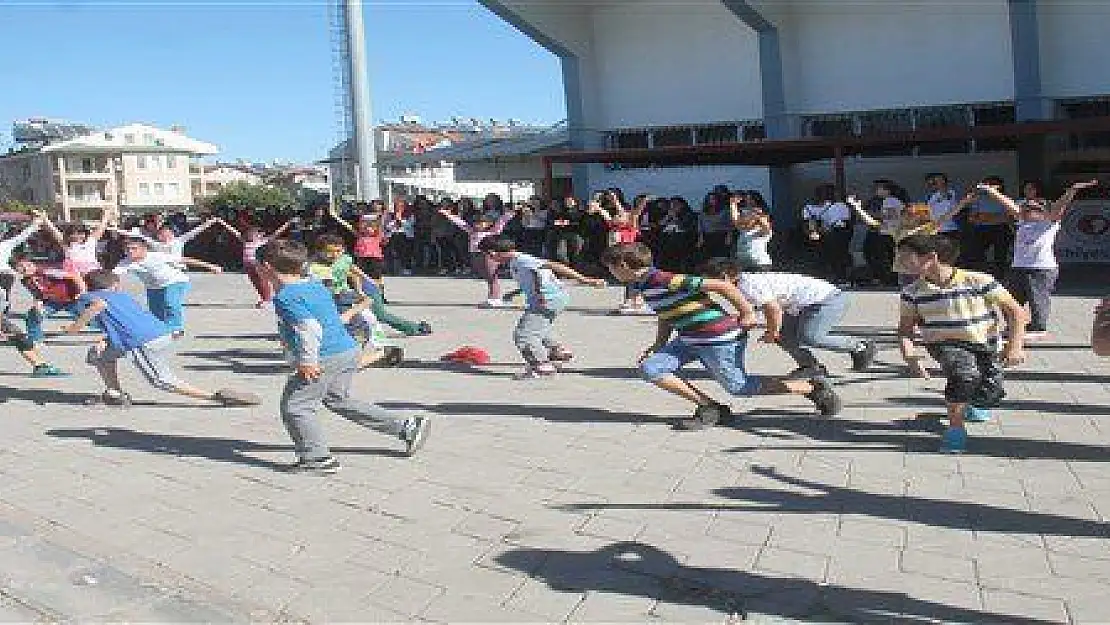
[513,309,561,366]
[279,349,408,460]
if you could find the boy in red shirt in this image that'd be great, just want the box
[2,253,81,376]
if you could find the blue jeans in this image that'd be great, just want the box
[779,291,861,369]
[146,282,190,332]
[641,336,761,397]
[25,301,84,344]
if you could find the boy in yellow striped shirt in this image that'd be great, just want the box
[897,235,1026,453]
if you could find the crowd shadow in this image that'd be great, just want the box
[44,427,406,471]
[723,410,1110,462]
[493,541,1055,623]
[379,400,675,425]
[562,465,1108,538]
[178,348,287,375]
[884,394,1110,417]
[1005,369,1110,384]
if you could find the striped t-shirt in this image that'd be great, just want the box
[900,269,1008,346]
[632,269,743,345]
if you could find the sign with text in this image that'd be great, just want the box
[1057,200,1110,264]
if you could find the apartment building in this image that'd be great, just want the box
[189,163,263,198]
[0,122,218,221]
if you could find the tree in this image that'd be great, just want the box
[199,181,296,213]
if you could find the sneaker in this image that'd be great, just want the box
[381,346,404,368]
[548,347,574,363]
[1024,331,1052,341]
[287,456,341,475]
[964,405,991,423]
[213,388,262,407]
[415,321,433,336]
[86,390,132,408]
[674,403,724,431]
[940,427,968,454]
[171,330,185,340]
[401,417,431,456]
[514,363,558,379]
[850,341,877,371]
[787,364,829,380]
[31,364,69,378]
[482,299,507,309]
[806,378,842,417]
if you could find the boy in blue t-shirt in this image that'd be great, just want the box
[64,271,260,407]
[258,239,430,474]
[478,236,606,378]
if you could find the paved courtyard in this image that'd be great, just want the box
[0,273,1108,623]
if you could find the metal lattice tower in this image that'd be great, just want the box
[328,0,379,202]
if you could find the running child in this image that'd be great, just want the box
[218,216,297,307]
[118,217,225,272]
[113,237,212,337]
[589,191,647,314]
[0,215,45,325]
[980,179,1099,339]
[703,258,876,378]
[329,205,390,298]
[64,270,259,407]
[2,252,77,377]
[601,242,842,430]
[896,234,1026,453]
[257,239,430,473]
[478,236,606,378]
[440,205,517,307]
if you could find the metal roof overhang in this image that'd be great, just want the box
[542,116,1110,168]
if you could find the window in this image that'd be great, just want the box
[166,182,180,197]
[143,133,154,145]
[742,124,767,141]
[973,104,1018,152]
[695,124,739,145]
[124,134,135,145]
[137,155,147,170]
[609,130,650,150]
[153,182,164,196]
[150,155,162,170]
[805,116,854,139]
[858,110,914,157]
[166,155,177,169]
[138,183,150,198]
[653,128,693,148]
[915,105,971,155]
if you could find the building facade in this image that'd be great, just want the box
[480,0,1110,213]
[0,122,218,221]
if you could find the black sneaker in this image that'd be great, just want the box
[287,456,340,475]
[674,403,723,431]
[787,364,829,380]
[806,378,843,417]
[85,391,133,408]
[850,341,877,371]
[402,417,431,456]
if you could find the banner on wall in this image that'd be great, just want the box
[1057,200,1110,264]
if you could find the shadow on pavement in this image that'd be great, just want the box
[380,400,676,424]
[493,540,1055,623]
[561,465,1109,539]
[0,385,220,409]
[44,427,406,471]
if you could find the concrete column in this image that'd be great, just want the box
[56,155,71,222]
[1009,0,1051,185]
[344,0,380,201]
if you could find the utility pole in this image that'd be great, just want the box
[343,0,379,200]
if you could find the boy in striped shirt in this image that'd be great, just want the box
[897,234,1026,453]
[602,243,842,430]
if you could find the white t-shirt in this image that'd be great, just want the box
[1012,220,1060,269]
[927,189,959,233]
[803,202,850,228]
[113,252,190,289]
[735,228,773,267]
[737,272,839,316]
[509,253,567,311]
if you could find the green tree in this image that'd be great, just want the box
[200,181,296,213]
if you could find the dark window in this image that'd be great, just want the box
[916,106,971,155]
[653,127,692,147]
[742,124,767,141]
[1062,98,1110,149]
[695,124,738,145]
[610,131,649,150]
[806,116,854,138]
[973,104,1018,152]
[858,110,914,156]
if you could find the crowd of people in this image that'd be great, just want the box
[0,171,1105,470]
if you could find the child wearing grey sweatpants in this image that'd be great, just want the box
[478,236,606,378]
[260,239,430,474]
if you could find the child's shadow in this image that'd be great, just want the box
[0,384,219,409]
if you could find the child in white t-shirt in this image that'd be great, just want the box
[980,179,1099,338]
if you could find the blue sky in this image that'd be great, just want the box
[0,0,565,163]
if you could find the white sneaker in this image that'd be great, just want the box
[482,299,506,308]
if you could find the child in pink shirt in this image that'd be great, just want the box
[441,207,518,307]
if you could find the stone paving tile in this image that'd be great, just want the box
[1,277,1107,622]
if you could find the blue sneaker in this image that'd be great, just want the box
[964,405,991,423]
[940,427,967,454]
[31,364,69,378]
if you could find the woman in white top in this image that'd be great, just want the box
[42,208,113,275]
[802,184,853,283]
[980,179,1099,337]
[729,191,773,271]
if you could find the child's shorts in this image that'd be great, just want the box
[641,336,760,397]
[925,341,1004,407]
[87,335,185,393]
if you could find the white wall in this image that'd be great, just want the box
[588,0,762,128]
[777,0,1015,114]
[588,164,771,206]
[1038,1,1110,99]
